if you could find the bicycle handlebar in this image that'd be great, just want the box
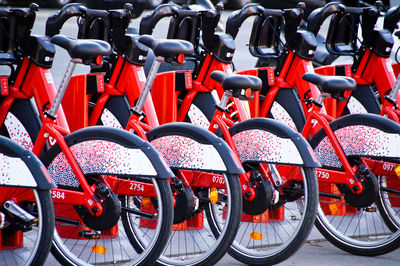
[226,4,277,40]
[139,4,180,35]
[45,3,112,37]
[384,5,400,33]
[307,2,345,35]
[46,4,86,37]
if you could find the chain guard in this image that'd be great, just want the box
[74,190,121,231]
[173,186,195,224]
[341,171,378,208]
[243,179,273,216]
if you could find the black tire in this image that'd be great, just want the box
[343,85,381,115]
[44,132,173,266]
[310,117,400,256]
[156,173,242,266]
[0,99,41,154]
[228,165,317,265]
[186,93,318,264]
[264,88,306,132]
[376,174,400,232]
[120,178,174,264]
[0,188,54,266]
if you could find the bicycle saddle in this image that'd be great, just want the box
[302,73,356,94]
[51,35,111,59]
[210,71,262,92]
[138,35,194,57]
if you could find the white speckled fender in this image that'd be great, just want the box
[0,137,55,189]
[44,127,174,188]
[311,114,400,168]
[147,123,244,174]
[229,118,319,167]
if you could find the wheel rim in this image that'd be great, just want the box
[52,178,167,265]
[230,166,312,259]
[316,177,400,249]
[157,173,236,265]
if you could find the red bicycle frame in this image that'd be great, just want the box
[315,48,400,122]
[63,54,242,199]
[0,57,159,216]
[150,46,400,195]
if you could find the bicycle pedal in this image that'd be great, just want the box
[78,230,101,239]
[364,207,377,212]
[4,200,35,223]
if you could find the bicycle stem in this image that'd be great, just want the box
[48,59,79,118]
[132,56,163,114]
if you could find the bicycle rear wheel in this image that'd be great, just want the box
[310,114,400,256]
[153,172,242,266]
[0,188,54,266]
[185,92,318,264]
[43,129,173,266]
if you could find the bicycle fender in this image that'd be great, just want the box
[146,123,244,174]
[45,127,174,188]
[310,113,400,168]
[0,137,56,189]
[228,118,320,168]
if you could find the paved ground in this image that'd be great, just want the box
[43,232,400,265]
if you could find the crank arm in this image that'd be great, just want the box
[381,186,400,195]
[121,206,155,220]
[319,192,342,200]
[4,200,36,223]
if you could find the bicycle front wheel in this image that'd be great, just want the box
[0,188,54,266]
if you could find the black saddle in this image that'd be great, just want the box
[138,35,194,57]
[210,71,262,100]
[51,35,111,59]
[302,73,356,94]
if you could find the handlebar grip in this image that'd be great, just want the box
[139,4,179,35]
[307,2,344,35]
[225,4,264,39]
[384,5,400,33]
[45,3,84,36]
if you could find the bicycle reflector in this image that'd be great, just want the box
[209,187,218,204]
[96,55,103,65]
[177,53,185,64]
[244,88,252,98]
[142,197,152,207]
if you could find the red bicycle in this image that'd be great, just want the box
[47,3,321,265]
[142,2,400,258]
[226,3,400,256]
[45,4,246,265]
[308,1,400,233]
[139,4,321,265]
[0,4,176,266]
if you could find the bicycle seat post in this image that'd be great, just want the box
[46,59,79,119]
[132,56,163,115]
[218,91,233,111]
[387,74,400,103]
